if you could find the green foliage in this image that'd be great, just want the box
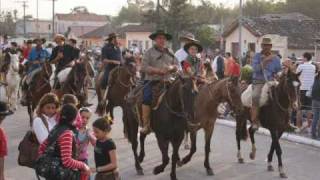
[194,25,217,48]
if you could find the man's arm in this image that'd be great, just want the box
[252,54,263,73]
[141,51,167,76]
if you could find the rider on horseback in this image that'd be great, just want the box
[21,38,49,105]
[181,41,204,80]
[0,42,19,84]
[140,30,179,134]
[100,33,122,93]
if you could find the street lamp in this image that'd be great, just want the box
[238,0,243,67]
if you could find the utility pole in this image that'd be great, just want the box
[16,1,28,38]
[156,0,160,29]
[36,0,39,37]
[238,0,243,67]
[52,0,57,39]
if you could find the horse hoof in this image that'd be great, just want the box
[280,173,288,178]
[267,165,274,172]
[249,152,256,160]
[238,158,244,164]
[184,144,190,150]
[136,169,144,175]
[177,160,183,167]
[170,174,178,180]
[153,166,165,175]
[206,169,214,176]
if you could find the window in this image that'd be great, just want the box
[48,24,51,30]
[248,43,256,52]
[231,42,239,58]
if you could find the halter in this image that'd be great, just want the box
[117,65,135,88]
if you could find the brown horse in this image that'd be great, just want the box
[235,69,301,178]
[95,57,137,118]
[56,54,93,107]
[123,76,198,180]
[25,61,53,125]
[181,77,243,175]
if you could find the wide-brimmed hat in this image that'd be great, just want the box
[33,38,46,44]
[261,38,272,45]
[26,40,33,44]
[105,33,119,41]
[179,32,198,42]
[149,30,172,41]
[54,34,66,42]
[0,101,13,116]
[184,41,203,53]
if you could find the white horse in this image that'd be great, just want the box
[4,52,21,110]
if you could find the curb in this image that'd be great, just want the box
[216,119,320,148]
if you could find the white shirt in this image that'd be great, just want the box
[175,48,188,69]
[211,56,220,73]
[296,61,316,91]
[33,114,57,144]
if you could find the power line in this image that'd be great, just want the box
[15,0,28,38]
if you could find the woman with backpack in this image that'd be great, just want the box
[37,104,90,180]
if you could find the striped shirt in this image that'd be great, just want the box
[296,62,316,91]
[39,130,86,170]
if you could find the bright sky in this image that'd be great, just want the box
[1,0,239,19]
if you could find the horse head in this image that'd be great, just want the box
[279,68,301,110]
[124,56,137,76]
[8,52,20,72]
[225,76,243,114]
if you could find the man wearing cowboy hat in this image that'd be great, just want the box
[20,38,49,105]
[251,37,281,130]
[140,30,179,134]
[50,34,78,90]
[181,41,204,77]
[175,32,199,69]
[68,37,80,61]
[100,33,122,91]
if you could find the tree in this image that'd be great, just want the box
[0,11,16,37]
[286,0,320,19]
[194,25,217,48]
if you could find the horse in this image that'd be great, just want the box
[95,57,137,119]
[25,60,53,125]
[56,54,93,107]
[123,76,198,180]
[0,52,21,110]
[180,77,243,175]
[235,69,300,178]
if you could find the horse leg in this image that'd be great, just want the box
[267,138,276,172]
[153,135,170,175]
[236,129,244,164]
[183,131,190,150]
[248,126,257,160]
[138,132,147,163]
[204,125,214,176]
[182,131,197,165]
[170,135,184,180]
[272,131,287,178]
[131,125,144,175]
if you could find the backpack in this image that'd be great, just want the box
[18,116,49,168]
[34,126,80,180]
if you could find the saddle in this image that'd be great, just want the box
[241,81,279,108]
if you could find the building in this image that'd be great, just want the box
[55,11,110,37]
[223,13,320,60]
[80,24,117,47]
[15,19,53,39]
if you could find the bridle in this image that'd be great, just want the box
[117,65,135,88]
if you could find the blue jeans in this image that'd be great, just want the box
[143,81,153,105]
[311,100,320,137]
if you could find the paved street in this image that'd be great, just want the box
[2,95,320,180]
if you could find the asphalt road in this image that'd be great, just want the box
[2,96,320,180]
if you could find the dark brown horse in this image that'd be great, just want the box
[123,76,198,180]
[235,69,300,178]
[56,54,93,107]
[95,57,137,119]
[181,77,243,175]
[26,61,53,125]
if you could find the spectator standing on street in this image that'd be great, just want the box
[0,102,13,180]
[33,93,60,144]
[296,52,316,129]
[211,49,225,79]
[311,70,320,139]
[61,94,83,130]
[91,118,120,180]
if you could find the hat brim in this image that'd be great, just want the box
[54,35,66,41]
[179,36,198,42]
[0,110,14,116]
[149,32,172,41]
[105,34,119,41]
[33,38,46,44]
[184,42,203,53]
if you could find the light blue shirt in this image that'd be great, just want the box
[252,53,281,81]
[27,47,49,73]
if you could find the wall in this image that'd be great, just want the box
[16,20,52,38]
[126,32,152,53]
[55,18,106,36]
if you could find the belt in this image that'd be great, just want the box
[252,79,265,84]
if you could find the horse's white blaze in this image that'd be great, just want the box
[293,81,299,87]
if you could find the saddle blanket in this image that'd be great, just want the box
[57,67,72,83]
[241,81,278,108]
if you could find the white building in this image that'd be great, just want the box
[16,19,53,38]
[223,13,320,61]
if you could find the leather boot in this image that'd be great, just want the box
[140,104,151,134]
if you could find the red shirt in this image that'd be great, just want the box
[0,128,8,157]
[228,60,241,77]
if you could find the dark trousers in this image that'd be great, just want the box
[101,66,116,89]
[143,80,153,105]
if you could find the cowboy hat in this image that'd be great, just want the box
[184,41,203,53]
[261,38,272,45]
[54,34,66,41]
[105,33,119,41]
[149,30,172,41]
[26,40,33,44]
[0,101,13,116]
[33,38,46,44]
[179,32,198,42]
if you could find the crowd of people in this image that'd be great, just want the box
[0,29,319,180]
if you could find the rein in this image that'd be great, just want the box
[117,66,135,88]
[271,80,292,112]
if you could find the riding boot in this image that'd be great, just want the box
[251,107,260,130]
[140,104,152,134]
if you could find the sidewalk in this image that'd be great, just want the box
[216,119,320,148]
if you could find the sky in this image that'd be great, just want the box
[1,0,239,20]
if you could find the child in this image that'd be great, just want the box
[61,94,82,129]
[91,118,119,180]
[77,107,96,164]
[33,93,60,144]
[0,101,13,180]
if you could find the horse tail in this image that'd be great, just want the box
[236,109,248,141]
